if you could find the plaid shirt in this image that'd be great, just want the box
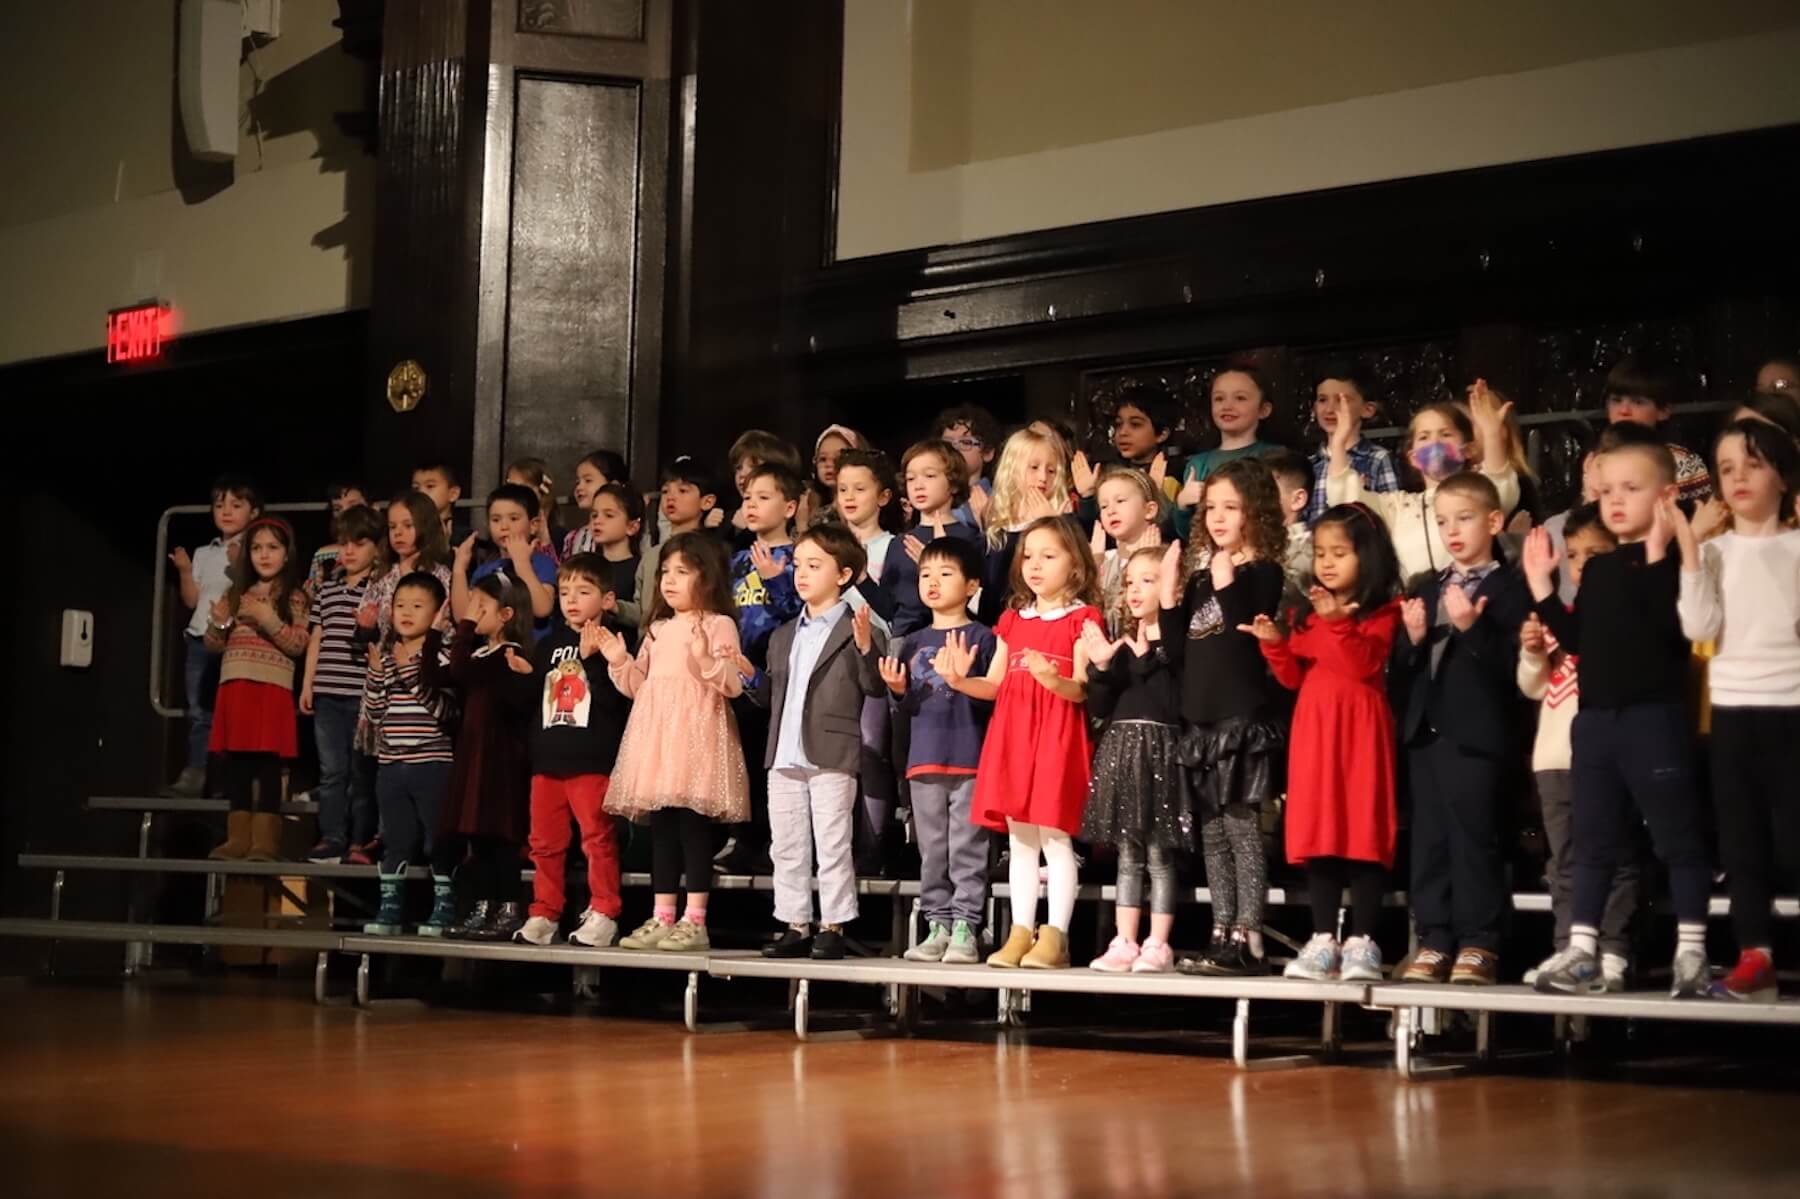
[1307,439,1399,524]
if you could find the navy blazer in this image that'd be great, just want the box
[1391,557,1533,759]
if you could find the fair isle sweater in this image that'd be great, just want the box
[205,589,310,689]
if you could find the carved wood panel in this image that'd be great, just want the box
[518,0,644,40]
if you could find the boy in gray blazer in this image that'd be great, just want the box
[737,525,887,959]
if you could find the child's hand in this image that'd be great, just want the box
[1442,583,1488,632]
[594,626,631,667]
[503,647,533,675]
[731,506,750,531]
[903,534,925,563]
[210,596,234,627]
[878,654,908,695]
[225,537,242,565]
[931,630,974,684]
[238,593,275,630]
[703,507,725,529]
[169,547,193,576]
[355,601,378,630]
[1023,649,1061,689]
[1177,474,1203,509]
[600,591,618,614]
[1236,613,1283,642]
[1148,452,1169,493]
[365,641,381,671]
[852,605,874,654]
[688,620,713,670]
[505,532,534,568]
[1645,496,1677,562]
[1089,518,1107,561]
[1071,450,1097,498]
[1467,377,1514,460]
[1690,497,1728,543]
[1210,546,1237,591]
[1308,586,1359,622]
[1127,623,1151,660]
[1402,596,1428,645]
[727,648,755,678]
[455,533,478,564]
[1521,526,1561,589]
[750,541,783,582]
[579,620,606,658]
[1078,621,1120,668]
[968,485,990,523]
[299,683,315,715]
[1327,392,1362,459]
[1158,539,1183,610]
[1519,612,1547,655]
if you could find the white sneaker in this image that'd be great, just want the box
[1670,946,1711,998]
[1284,933,1341,981]
[1339,935,1385,982]
[513,915,559,946]
[1601,953,1629,992]
[568,909,619,948]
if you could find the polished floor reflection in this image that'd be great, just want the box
[2,982,1798,1197]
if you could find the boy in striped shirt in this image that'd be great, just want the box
[362,573,458,935]
[301,506,383,863]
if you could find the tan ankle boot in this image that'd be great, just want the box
[245,812,285,862]
[210,810,251,860]
[986,923,1036,968]
[1021,925,1069,970]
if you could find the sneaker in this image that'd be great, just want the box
[1401,948,1453,984]
[444,899,491,941]
[1451,947,1499,986]
[1284,933,1341,981]
[657,919,710,952]
[1088,935,1141,973]
[1670,945,1712,999]
[619,917,673,950]
[513,915,559,946]
[1600,953,1630,992]
[942,920,980,965]
[344,839,378,867]
[1339,936,1384,982]
[1716,948,1777,1003]
[476,902,525,942]
[305,839,347,865]
[905,921,953,962]
[1132,939,1175,974]
[1534,946,1605,995]
[568,909,619,948]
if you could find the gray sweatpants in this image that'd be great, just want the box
[910,774,989,928]
[1538,769,1638,958]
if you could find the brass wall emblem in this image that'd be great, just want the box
[387,359,428,413]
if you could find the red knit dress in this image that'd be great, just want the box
[972,604,1105,836]
[1260,601,1401,868]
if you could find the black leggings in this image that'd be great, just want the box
[1305,856,1385,939]
[651,808,714,896]
[218,751,282,813]
[432,834,522,905]
[1710,706,1800,950]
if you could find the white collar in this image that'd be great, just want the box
[1018,603,1078,621]
[471,640,519,659]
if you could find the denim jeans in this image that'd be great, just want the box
[182,634,221,771]
[313,694,375,847]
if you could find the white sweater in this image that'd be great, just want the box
[1327,467,1520,584]
[1517,640,1579,773]
[1677,529,1800,708]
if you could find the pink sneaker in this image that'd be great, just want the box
[1131,939,1174,973]
[1089,935,1140,973]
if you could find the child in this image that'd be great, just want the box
[1175,363,1279,538]
[166,474,261,797]
[1090,465,1163,637]
[813,424,865,494]
[561,449,628,559]
[728,430,806,532]
[1523,428,1713,997]
[937,517,1104,970]
[514,555,634,947]
[882,537,996,965]
[1392,472,1533,985]
[634,456,724,628]
[883,439,985,639]
[1305,363,1399,523]
[1079,546,1185,973]
[505,457,561,558]
[1242,503,1402,982]
[204,517,309,861]
[598,532,749,952]
[738,526,887,959]
[452,484,558,626]
[1323,380,1518,584]
[361,492,455,641]
[360,574,459,935]
[589,481,645,626]
[1160,460,1289,975]
[411,461,466,544]
[1080,381,1180,506]
[936,404,1002,526]
[1674,419,1800,1001]
[977,426,1074,626]
[1262,448,1315,613]
[1518,504,1634,991]
[420,572,538,940]
[1603,355,1713,507]
[300,504,383,863]
[307,481,370,595]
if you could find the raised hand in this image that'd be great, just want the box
[579,620,607,658]
[1467,377,1515,461]
[688,619,714,670]
[731,506,751,531]
[1089,518,1107,561]
[505,531,534,568]
[931,629,974,683]
[169,546,192,575]
[1177,474,1203,509]
[1328,392,1361,459]
[1519,612,1548,655]
[703,507,726,529]
[1071,450,1098,498]
[1148,452,1168,493]
[1402,596,1428,646]
[1442,583,1488,632]
[210,596,234,627]
[1139,524,1162,549]
[594,625,631,667]
[1308,585,1360,622]
[455,532,478,564]
[503,646,533,675]
[1157,539,1183,610]
[1690,497,1728,544]
[355,601,378,630]
[852,605,874,654]
[1078,621,1121,668]
[903,534,925,564]
[968,485,990,523]
[238,592,275,630]
[750,540,782,581]
[1521,526,1561,590]
[1645,495,1677,563]
[878,654,907,695]
[1236,613,1283,642]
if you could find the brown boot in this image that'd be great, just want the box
[245,812,285,862]
[1021,924,1069,970]
[209,810,251,860]
[986,923,1036,969]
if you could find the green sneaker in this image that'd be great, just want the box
[942,920,981,965]
[657,919,711,952]
[905,921,952,962]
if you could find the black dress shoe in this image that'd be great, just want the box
[810,928,847,960]
[1199,939,1268,977]
[762,927,814,958]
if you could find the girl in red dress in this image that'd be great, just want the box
[938,517,1102,970]
[1242,503,1402,983]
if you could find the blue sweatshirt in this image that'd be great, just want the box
[891,621,996,777]
[866,520,986,639]
[729,543,801,669]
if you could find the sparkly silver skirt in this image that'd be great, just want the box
[1080,719,1193,850]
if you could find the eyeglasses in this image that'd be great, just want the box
[947,436,983,451]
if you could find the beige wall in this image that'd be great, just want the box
[839,0,1800,259]
[0,0,374,365]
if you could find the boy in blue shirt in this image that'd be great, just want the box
[880,536,996,964]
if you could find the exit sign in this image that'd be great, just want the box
[107,302,173,364]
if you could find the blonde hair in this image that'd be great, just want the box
[1094,463,1161,529]
[1111,544,1165,639]
[985,427,1072,549]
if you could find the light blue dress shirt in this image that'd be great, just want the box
[772,602,849,770]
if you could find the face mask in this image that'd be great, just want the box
[1409,440,1465,481]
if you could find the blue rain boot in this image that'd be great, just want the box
[417,874,456,937]
[363,868,407,935]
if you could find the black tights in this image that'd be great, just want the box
[651,808,714,897]
[218,752,281,813]
[433,834,522,905]
[1305,856,1385,939]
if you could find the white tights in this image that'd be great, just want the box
[1008,819,1078,932]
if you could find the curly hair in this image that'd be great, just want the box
[1181,458,1288,584]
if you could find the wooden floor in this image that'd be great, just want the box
[3,981,1800,1197]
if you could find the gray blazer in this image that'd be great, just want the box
[749,613,887,773]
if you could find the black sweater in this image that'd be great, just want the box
[1159,558,1285,726]
[1085,639,1181,726]
[527,622,633,777]
[1533,544,1688,710]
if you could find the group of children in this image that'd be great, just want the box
[167,353,1800,1001]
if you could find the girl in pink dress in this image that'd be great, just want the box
[597,532,748,954]
[938,516,1103,970]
